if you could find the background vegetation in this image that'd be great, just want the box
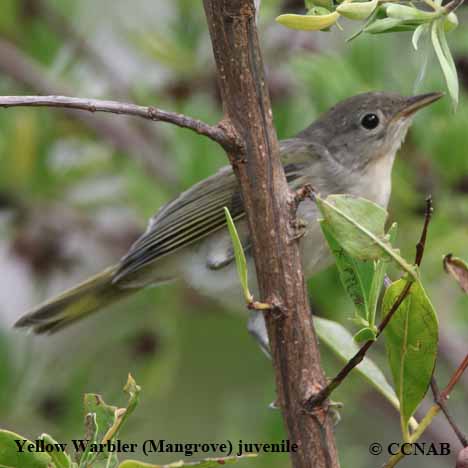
[0,0,467,466]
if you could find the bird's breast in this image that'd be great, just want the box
[353,153,395,208]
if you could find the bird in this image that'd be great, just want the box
[14,91,442,350]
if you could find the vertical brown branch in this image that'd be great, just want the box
[202,2,339,467]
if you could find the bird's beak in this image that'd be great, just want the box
[397,92,444,119]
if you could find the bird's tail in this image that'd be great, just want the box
[14,266,138,334]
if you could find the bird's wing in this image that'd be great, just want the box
[113,139,321,282]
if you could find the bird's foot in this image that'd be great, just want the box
[290,217,308,241]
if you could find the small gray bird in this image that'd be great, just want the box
[15,91,442,347]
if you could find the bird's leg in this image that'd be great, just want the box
[288,183,314,242]
[290,217,308,241]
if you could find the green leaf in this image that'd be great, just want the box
[314,317,418,431]
[83,393,117,443]
[0,430,52,468]
[383,279,438,439]
[316,194,417,278]
[276,12,339,31]
[368,222,397,328]
[38,434,71,468]
[385,4,438,22]
[321,223,374,321]
[337,0,378,21]
[431,19,459,108]
[443,254,468,293]
[224,207,252,303]
[364,17,417,34]
[118,454,257,468]
[353,327,377,342]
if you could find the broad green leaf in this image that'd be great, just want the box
[224,207,252,303]
[431,19,458,108]
[383,279,438,439]
[276,12,339,31]
[38,434,71,468]
[321,223,374,320]
[337,0,378,21]
[443,254,468,293]
[0,430,51,468]
[119,454,257,468]
[316,194,416,278]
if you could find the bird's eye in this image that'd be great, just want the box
[361,113,380,130]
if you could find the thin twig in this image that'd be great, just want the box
[444,0,465,14]
[441,354,468,400]
[415,196,433,267]
[306,197,434,410]
[430,378,468,447]
[0,95,238,152]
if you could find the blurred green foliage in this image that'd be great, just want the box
[0,1,467,468]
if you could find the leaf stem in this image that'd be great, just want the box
[444,0,465,13]
[430,378,468,446]
[415,196,433,267]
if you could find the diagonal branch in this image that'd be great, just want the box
[0,95,237,152]
[430,378,468,447]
